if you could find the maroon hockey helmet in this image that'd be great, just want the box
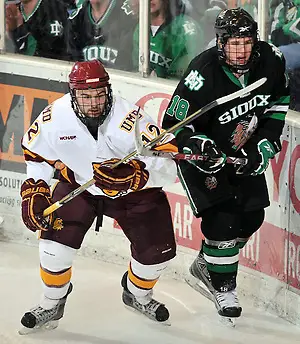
[69,60,113,130]
[69,59,110,90]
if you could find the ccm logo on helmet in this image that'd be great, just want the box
[218,95,271,124]
[86,78,100,83]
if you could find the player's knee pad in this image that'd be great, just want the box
[201,206,241,241]
[40,221,92,249]
[39,239,76,300]
[127,257,172,297]
[134,241,176,265]
[239,209,265,239]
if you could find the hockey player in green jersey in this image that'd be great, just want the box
[270,0,300,70]
[270,0,300,110]
[162,8,290,323]
[132,0,204,79]
[67,0,137,71]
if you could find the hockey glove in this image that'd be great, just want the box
[236,138,280,176]
[21,178,54,232]
[183,134,226,174]
[93,158,149,192]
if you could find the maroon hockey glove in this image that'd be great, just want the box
[93,158,149,192]
[21,178,54,232]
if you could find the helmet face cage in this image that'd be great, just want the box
[215,8,259,73]
[69,60,113,128]
[69,85,113,127]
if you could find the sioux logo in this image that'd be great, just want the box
[150,51,172,68]
[218,95,271,124]
[83,46,118,64]
[59,135,76,140]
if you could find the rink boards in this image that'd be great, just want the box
[1,54,300,325]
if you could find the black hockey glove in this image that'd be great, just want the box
[236,138,280,176]
[183,134,226,174]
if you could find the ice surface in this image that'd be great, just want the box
[0,242,299,344]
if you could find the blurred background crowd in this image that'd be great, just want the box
[4,0,300,110]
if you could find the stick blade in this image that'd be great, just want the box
[217,77,267,105]
[134,108,145,155]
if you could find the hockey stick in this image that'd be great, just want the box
[135,149,248,165]
[134,110,248,165]
[43,77,266,217]
[109,77,266,166]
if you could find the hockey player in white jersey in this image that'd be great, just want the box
[19,59,177,333]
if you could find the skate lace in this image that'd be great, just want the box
[133,296,162,315]
[215,289,239,309]
[144,299,162,313]
[30,305,59,324]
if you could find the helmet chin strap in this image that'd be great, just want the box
[226,62,250,75]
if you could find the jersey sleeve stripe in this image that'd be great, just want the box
[264,105,289,113]
[262,112,286,120]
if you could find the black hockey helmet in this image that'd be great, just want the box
[215,8,259,72]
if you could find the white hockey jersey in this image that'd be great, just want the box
[22,93,177,197]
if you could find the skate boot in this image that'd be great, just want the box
[213,288,242,326]
[185,251,214,300]
[121,272,170,324]
[214,288,242,318]
[19,283,73,335]
[187,253,242,326]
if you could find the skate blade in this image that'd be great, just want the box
[123,304,171,326]
[218,315,236,328]
[185,275,214,302]
[18,320,59,335]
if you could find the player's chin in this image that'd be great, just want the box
[231,58,249,66]
[87,112,101,118]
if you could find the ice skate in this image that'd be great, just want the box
[18,283,73,335]
[185,251,214,301]
[121,272,170,325]
[185,252,242,326]
[213,288,242,327]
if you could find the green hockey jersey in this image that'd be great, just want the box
[270,0,300,44]
[133,14,204,79]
